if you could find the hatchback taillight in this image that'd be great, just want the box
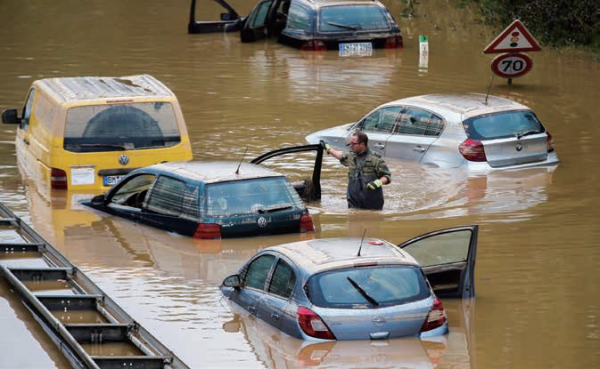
[301,40,326,51]
[193,223,222,240]
[297,306,336,340]
[384,36,403,49]
[546,130,555,153]
[300,213,314,233]
[459,138,487,162]
[420,297,447,333]
[50,168,68,189]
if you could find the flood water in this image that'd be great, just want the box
[1,0,599,368]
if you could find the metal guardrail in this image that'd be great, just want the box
[0,202,190,369]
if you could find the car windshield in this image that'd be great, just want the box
[318,5,391,32]
[307,265,430,309]
[463,110,545,140]
[205,177,304,216]
[63,102,182,152]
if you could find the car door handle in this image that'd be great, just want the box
[374,143,385,149]
[413,145,426,153]
[271,313,280,321]
[248,306,256,315]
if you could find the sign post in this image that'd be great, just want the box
[484,19,541,84]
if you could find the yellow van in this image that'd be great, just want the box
[2,74,193,191]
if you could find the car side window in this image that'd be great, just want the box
[21,88,36,132]
[247,0,273,28]
[286,3,312,31]
[361,107,402,133]
[268,259,296,298]
[244,254,275,290]
[394,108,443,136]
[145,176,186,216]
[110,174,156,207]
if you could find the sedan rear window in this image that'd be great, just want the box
[307,265,430,308]
[318,5,390,32]
[64,102,182,152]
[463,110,545,140]
[205,177,304,217]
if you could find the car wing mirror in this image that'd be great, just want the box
[222,274,241,289]
[90,194,106,206]
[2,109,20,124]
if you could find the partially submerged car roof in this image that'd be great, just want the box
[267,238,419,275]
[384,93,532,121]
[142,161,286,184]
[35,74,176,104]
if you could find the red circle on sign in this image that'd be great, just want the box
[491,52,533,78]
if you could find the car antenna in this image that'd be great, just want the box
[357,229,367,257]
[484,74,495,105]
[235,147,248,175]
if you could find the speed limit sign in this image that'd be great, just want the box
[491,52,533,78]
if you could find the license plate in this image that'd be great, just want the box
[104,175,124,186]
[339,42,373,57]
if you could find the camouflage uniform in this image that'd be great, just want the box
[339,148,392,210]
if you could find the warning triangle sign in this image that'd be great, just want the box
[484,19,542,54]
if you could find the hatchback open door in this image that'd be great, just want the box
[398,225,478,299]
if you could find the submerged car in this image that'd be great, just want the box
[2,75,193,191]
[188,0,403,54]
[307,93,559,170]
[221,225,478,340]
[82,144,325,239]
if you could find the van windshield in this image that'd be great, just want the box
[63,102,182,152]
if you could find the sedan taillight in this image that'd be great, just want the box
[300,213,314,233]
[194,223,221,240]
[384,36,403,49]
[420,297,447,333]
[546,130,555,153]
[301,40,326,51]
[297,306,336,340]
[459,138,487,162]
[51,168,68,189]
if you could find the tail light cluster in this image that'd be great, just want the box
[51,168,68,189]
[301,40,326,51]
[459,138,487,162]
[420,297,447,334]
[546,131,555,153]
[297,306,336,340]
[194,223,221,240]
[384,36,403,49]
[300,213,314,233]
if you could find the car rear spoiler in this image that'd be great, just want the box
[188,0,244,34]
[251,144,324,202]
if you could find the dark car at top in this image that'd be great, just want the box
[82,145,325,239]
[188,0,403,54]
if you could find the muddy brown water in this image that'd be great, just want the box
[1,0,599,368]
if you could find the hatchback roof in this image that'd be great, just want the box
[147,161,285,183]
[35,74,175,103]
[268,238,418,274]
[385,93,531,120]
[306,0,386,7]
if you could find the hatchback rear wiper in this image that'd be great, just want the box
[516,130,541,139]
[347,276,379,306]
[327,21,358,31]
[258,203,293,213]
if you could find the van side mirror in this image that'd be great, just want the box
[2,109,20,124]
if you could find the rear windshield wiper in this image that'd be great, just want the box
[327,22,358,31]
[516,130,541,139]
[258,203,293,213]
[347,276,379,306]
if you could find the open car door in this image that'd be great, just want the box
[251,143,324,202]
[188,0,244,34]
[398,225,478,299]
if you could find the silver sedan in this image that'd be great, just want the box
[307,93,559,171]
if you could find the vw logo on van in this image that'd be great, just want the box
[118,154,130,166]
[257,217,268,228]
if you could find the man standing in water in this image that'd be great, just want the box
[322,131,391,210]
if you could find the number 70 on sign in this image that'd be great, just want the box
[491,52,533,79]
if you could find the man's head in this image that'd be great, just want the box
[348,131,368,153]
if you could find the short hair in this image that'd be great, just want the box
[353,131,369,145]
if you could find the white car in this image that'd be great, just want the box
[307,93,559,171]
